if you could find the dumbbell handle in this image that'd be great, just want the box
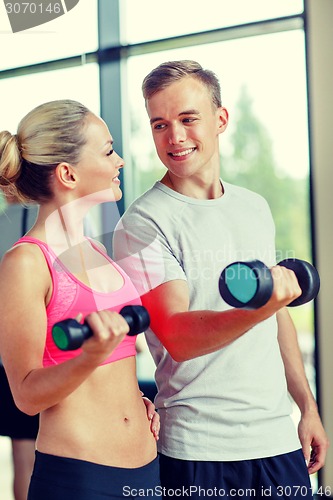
[52,305,150,351]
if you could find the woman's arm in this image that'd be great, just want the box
[0,245,128,415]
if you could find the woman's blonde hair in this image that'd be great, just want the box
[0,99,90,204]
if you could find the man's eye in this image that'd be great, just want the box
[153,123,166,130]
[107,149,114,156]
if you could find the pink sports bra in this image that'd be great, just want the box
[14,236,140,367]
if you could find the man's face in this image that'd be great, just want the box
[146,76,228,181]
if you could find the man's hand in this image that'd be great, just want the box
[141,392,160,441]
[298,409,329,474]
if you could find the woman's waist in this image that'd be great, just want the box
[37,425,157,467]
[37,396,157,466]
[37,360,157,466]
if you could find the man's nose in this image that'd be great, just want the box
[168,123,186,145]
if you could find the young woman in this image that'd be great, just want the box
[0,100,160,500]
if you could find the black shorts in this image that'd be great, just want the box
[0,364,39,439]
[28,451,161,500]
[159,449,313,499]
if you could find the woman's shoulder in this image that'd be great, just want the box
[0,237,50,281]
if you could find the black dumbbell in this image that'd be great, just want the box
[219,258,320,309]
[52,305,150,351]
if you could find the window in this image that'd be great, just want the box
[0,63,100,131]
[125,29,309,202]
[121,0,303,43]
[0,0,98,70]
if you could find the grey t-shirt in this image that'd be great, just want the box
[113,181,300,461]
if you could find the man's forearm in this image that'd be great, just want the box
[277,308,317,413]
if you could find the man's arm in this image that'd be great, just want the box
[141,268,302,362]
[277,308,329,473]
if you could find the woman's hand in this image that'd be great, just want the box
[81,310,129,360]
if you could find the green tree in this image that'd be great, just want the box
[221,85,311,261]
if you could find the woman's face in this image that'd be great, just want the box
[74,113,125,203]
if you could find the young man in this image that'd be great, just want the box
[113,60,328,498]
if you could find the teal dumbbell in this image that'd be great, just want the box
[219,259,320,309]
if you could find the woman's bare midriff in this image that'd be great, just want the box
[36,357,157,468]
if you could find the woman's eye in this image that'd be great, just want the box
[106,149,114,156]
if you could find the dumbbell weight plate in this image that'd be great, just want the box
[219,260,274,309]
[52,319,90,351]
[278,259,320,307]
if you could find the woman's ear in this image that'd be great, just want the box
[55,163,78,190]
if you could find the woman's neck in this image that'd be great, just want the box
[29,202,87,253]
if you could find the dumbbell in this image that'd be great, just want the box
[219,258,320,309]
[52,305,150,351]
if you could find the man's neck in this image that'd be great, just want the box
[161,172,224,200]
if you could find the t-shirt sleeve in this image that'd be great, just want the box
[113,211,186,296]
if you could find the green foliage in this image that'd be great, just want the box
[221,85,311,262]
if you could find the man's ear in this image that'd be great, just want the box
[217,107,229,135]
[55,163,78,190]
